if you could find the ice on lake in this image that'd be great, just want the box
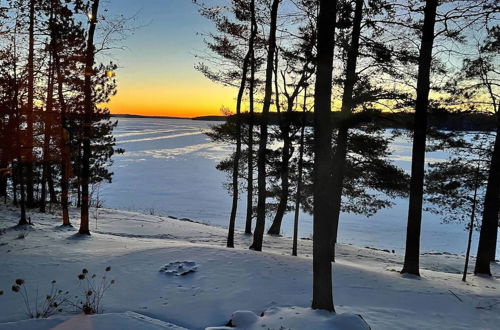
[101,117,499,256]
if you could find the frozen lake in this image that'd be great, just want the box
[101,117,499,256]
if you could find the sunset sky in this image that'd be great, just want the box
[104,0,236,118]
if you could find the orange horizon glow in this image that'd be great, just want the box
[108,75,238,118]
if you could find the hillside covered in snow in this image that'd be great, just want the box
[0,204,498,329]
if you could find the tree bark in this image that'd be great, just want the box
[474,121,500,275]
[402,0,438,276]
[80,0,100,235]
[330,0,363,261]
[250,0,280,251]
[312,0,337,312]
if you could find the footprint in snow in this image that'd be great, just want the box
[159,261,198,276]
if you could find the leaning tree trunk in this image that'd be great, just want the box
[330,0,363,261]
[268,118,291,236]
[312,0,337,312]
[401,0,438,276]
[474,121,500,275]
[250,0,280,251]
[226,36,252,248]
[245,1,257,235]
[80,0,100,235]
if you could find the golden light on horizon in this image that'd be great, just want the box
[108,78,237,118]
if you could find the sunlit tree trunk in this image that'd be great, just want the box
[402,0,438,276]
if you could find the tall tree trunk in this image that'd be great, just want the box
[40,56,55,213]
[312,0,337,312]
[25,0,36,208]
[250,0,280,251]
[292,88,307,257]
[13,57,27,225]
[330,0,363,261]
[55,53,71,226]
[401,0,438,276]
[474,121,500,275]
[245,0,257,235]
[226,31,252,248]
[80,0,100,235]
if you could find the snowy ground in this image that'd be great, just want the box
[0,203,499,329]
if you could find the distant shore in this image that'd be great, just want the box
[111,113,227,121]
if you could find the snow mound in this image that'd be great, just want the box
[0,312,188,330]
[206,306,371,330]
[159,261,198,276]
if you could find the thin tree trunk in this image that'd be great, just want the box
[312,0,337,312]
[55,53,71,226]
[245,1,257,235]
[402,0,438,276]
[40,56,55,213]
[26,0,35,208]
[330,0,363,261]
[474,122,500,275]
[268,112,291,236]
[80,0,100,235]
[250,0,280,251]
[13,56,27,225]
[463,161,480,282]
[226,30,252,248]
[292,88,307,257]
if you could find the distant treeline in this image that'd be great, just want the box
[225,110,498,132]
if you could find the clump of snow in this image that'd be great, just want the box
[206,307,370,330]
[159,261,198,276]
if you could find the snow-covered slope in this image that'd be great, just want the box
[0,204,498,329]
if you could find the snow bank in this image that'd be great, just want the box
[0,312,188,330]
[206,307,371,330]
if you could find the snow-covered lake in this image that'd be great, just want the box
[101,117,499,256]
